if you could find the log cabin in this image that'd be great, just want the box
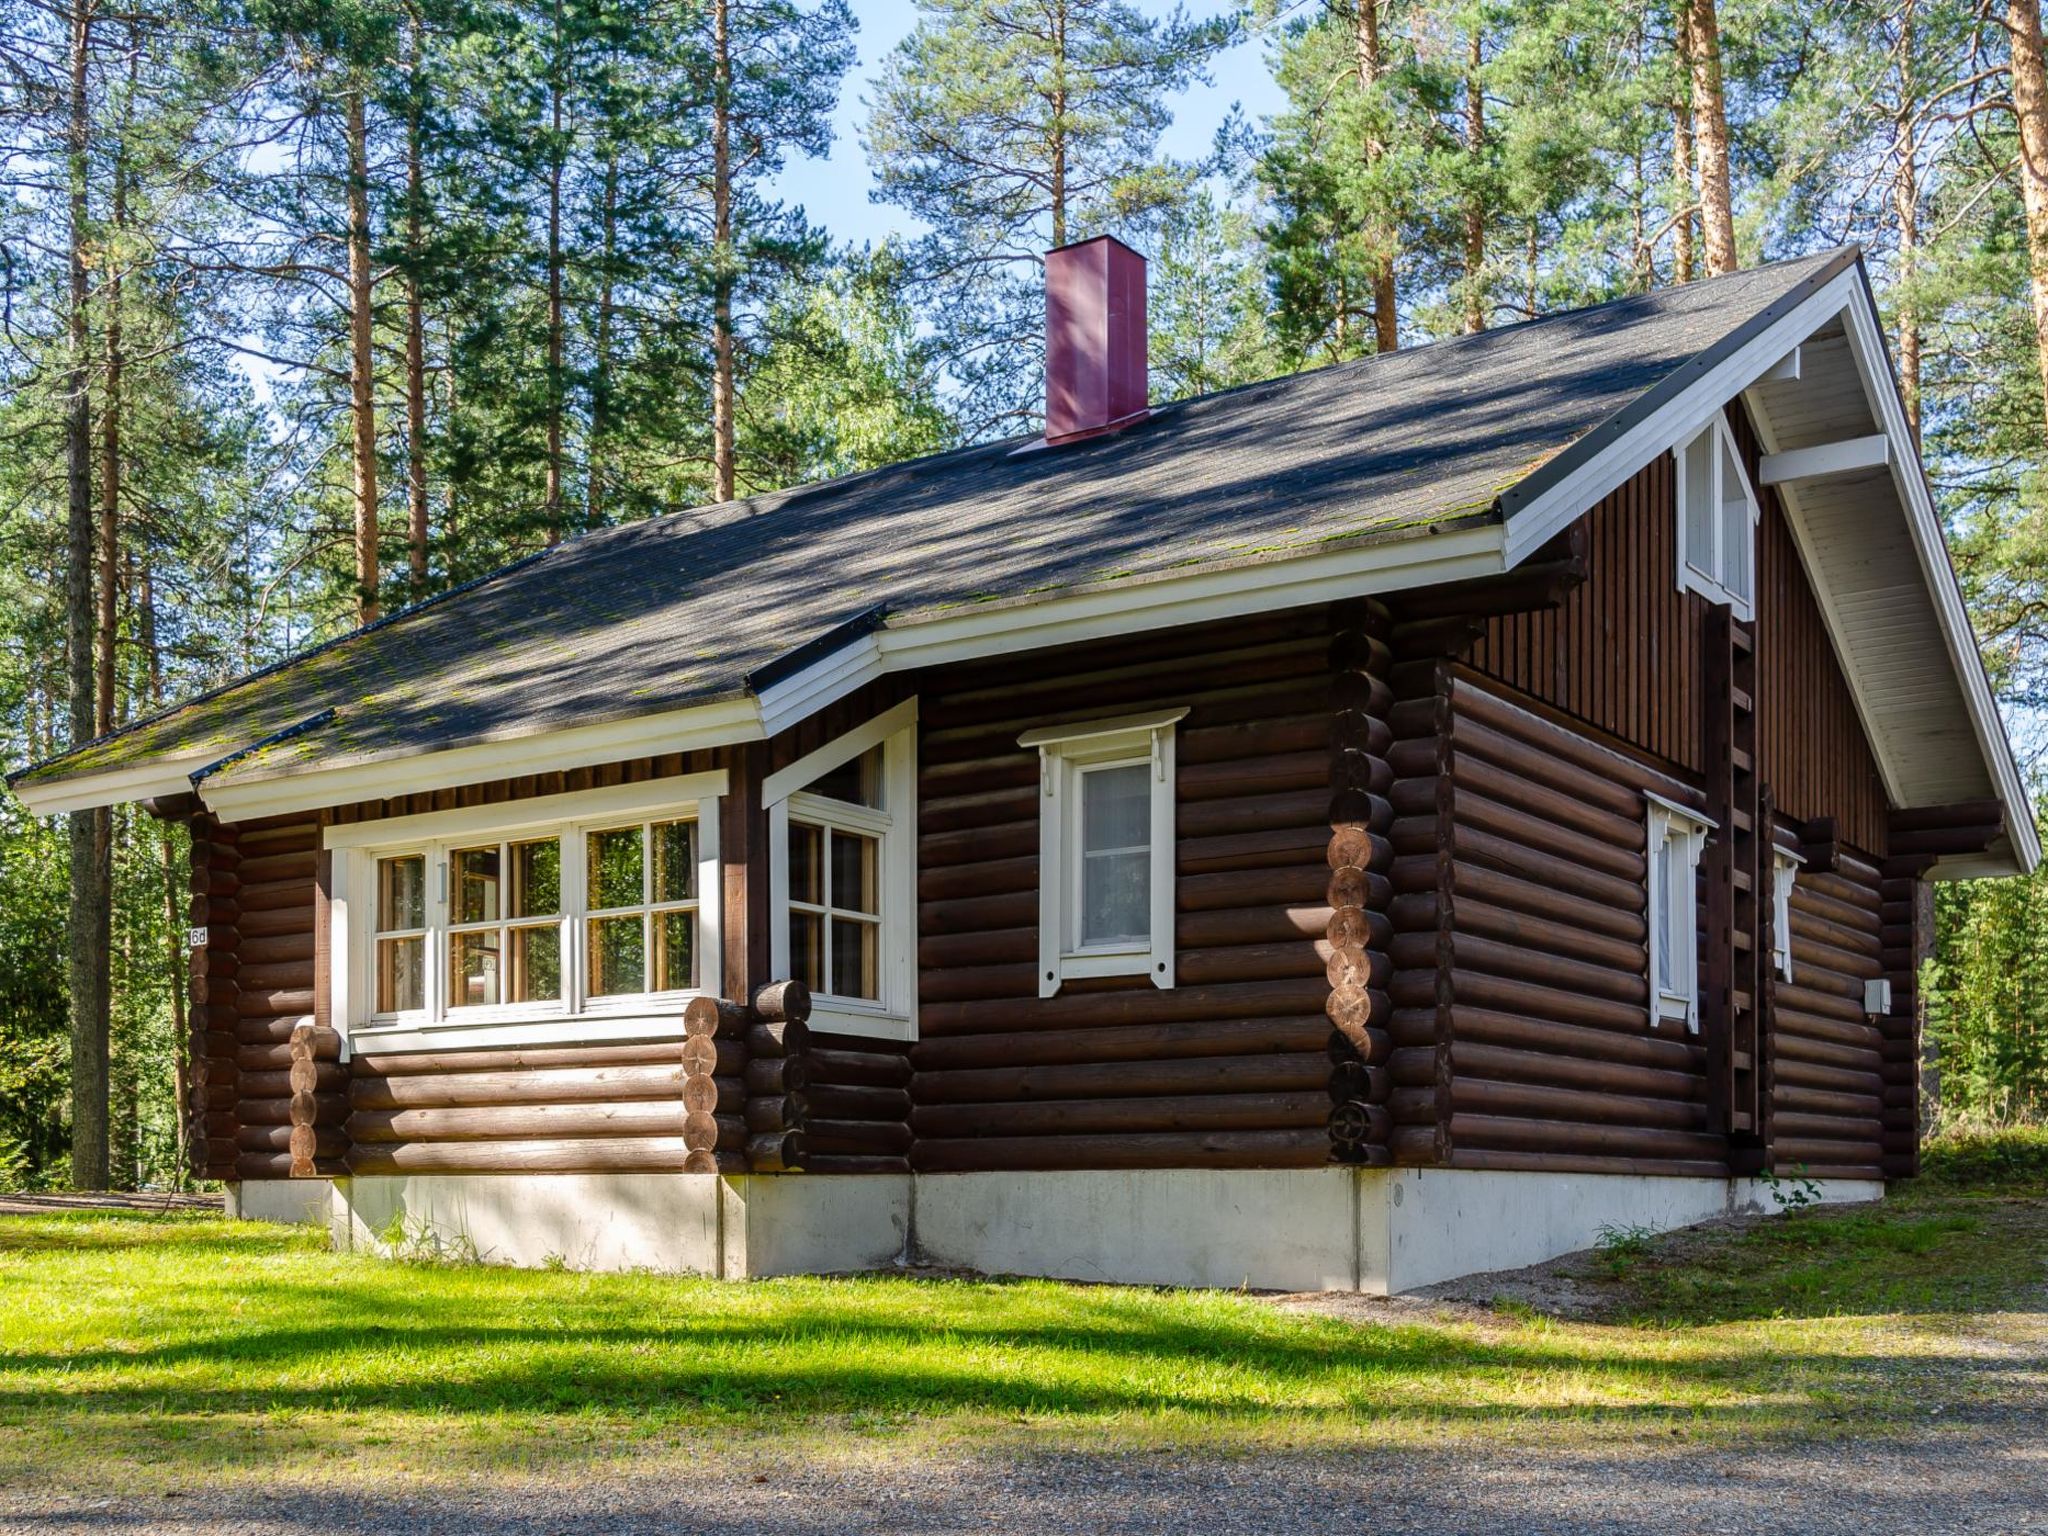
[10,240,2035,1291]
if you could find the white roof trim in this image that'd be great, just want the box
[1504,261,2035,877]
[197,697,763,822]
[1503,267,1869,563]
[9,756,212,817]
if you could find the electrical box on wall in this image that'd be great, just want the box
[1864,978,1892,1017]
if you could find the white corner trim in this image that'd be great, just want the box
[1018,707,1189,749]
[1757,434,1889,486]
[321,771,730,849]
[8,756,213,817]
[762,697,919,807]
[1503,267,1866,564]
[197,698,763,822]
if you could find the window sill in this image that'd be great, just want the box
[347,1006,705,1057]
[809,1002,915,1043]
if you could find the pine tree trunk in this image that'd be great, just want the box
[1462,28,1485,334]
[405,8,429,596]
[545,0,566,538]
[1356,0,1398,351]
[587,152,618,528]
[1893,1,1922,443]
[1050,0,1068,246]
[1687,0,1738,276]
[97,154,121,739]
[1672,91,1695,283]
[711,0,736,503]
[346,83,380,624]
[65,0,111,1194]
[2006,0,2048,442]
[139,555,187,1180]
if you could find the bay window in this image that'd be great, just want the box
[1022,708,1184,997]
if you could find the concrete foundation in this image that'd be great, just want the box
[225,1167,1883,1292]
[226,1177,333,1227]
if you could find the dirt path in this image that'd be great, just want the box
[0,1192,221,1216]
[4,1424,2045,1535]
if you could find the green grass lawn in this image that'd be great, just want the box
[1,1131,2042,1492]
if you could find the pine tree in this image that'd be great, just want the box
[866,0,1231,436]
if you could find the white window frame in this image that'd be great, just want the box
[1674,414,1760,619]
[767,698,919,1042]
[1771,847,1802,982]
[325,772,725,1053]
[1645,791,1714,1032]
[1021,708,1185,998]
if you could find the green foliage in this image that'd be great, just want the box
[1919,1125,2048,1196]
[1928,830,2048,1127]
[864,0,1233,435]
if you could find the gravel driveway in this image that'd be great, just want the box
[6,1423,2045,1536]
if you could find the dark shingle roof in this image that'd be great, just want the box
[13,250,1852,794]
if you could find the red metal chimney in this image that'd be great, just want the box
[1044,236,1148,444]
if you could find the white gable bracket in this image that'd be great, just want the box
[1757,434,1889,486]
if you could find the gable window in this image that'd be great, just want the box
[1675,416,1759,617]
[1645,793,1713,1031]
[767,699,917,1039]
[1021,709,1184,997]
[1771,849,1802,982]
[328,773,724,1049]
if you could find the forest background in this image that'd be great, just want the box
[4,0,2046,1189]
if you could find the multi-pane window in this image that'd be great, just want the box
[355,806,708,1027]
[586,819,699,997]
[1023,709,1184,997]
[448,838,562,1009]
[374,854,427,1014]
[766,705,918,1039]
[787,746,884,1003]
[1677,417,1759,617]
[1645,796,1713,1030]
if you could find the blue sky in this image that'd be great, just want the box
[767,0,1288,247]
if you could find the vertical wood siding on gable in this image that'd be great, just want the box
[1467,454,1706,777]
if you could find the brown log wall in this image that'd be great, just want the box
[1774,844,1889,1180]
[192,810,328,1182]
[1387,670,1725,1176]
[906,609,1359,1172]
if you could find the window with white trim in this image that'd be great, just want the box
[1645,793,1714,1031]
[1022,709,1184,996]
[332,777,723,1042]
[1676,416,1760,617]
[1771,849,1801,982]
[768,700,918,1040]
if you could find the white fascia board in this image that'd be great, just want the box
[1503,267,1867,565]
[816,524,1507,691]
[8,757,214,817]
[755,525,1507,732]
[1757,434,1889,486]
[1833,288,2041,874]
[198,696,764,823]
[762,696,919,806]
